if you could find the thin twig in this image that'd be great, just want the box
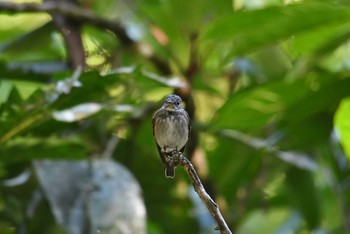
[102,135,119,159]
[164,151,233,234]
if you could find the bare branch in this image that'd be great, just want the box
[163,151,233,234]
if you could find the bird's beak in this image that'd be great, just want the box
[165,102,175,110]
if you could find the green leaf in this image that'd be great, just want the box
[284,76,350,122]
[279,113,333,151]
[201,2,350,55]
[0,22,64,61]
[0,79,13,104]
[208,137,262,200]
[290,21,350,56]
[211,79,309,130]
[0,137,88,163]
[334,97,350,159]
[212,74,350,131]
[285,167,320,229]
[237,208,290,234]
[0,88,48,143]
[51,71,122,109]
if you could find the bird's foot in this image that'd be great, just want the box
[162,146,180,166]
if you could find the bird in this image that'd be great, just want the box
[152,94,190,178]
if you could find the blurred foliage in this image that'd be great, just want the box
[1,0,350,233]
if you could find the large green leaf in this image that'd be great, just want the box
[284,76,350,122]
[212,74,350,131]
[290,21,350,56]
[201,2,350,55]
[211,79,309,130]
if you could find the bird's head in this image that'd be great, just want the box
[163,94,183,111]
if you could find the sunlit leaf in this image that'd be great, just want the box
[237,209,290,234]
[334,97,350,159]
[0,79,13,104]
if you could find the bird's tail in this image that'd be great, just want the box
[165,165,175,178]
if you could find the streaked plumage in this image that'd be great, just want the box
[152,94,190,178]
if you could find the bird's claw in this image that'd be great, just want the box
[161,146,180,166]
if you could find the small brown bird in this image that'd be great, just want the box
[152,94,190,178]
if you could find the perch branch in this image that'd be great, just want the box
[163,150,233,234]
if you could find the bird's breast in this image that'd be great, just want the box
[154,114,189,150]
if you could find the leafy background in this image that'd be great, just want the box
[1,0,350,233]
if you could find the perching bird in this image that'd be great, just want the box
[152,94,190,178]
